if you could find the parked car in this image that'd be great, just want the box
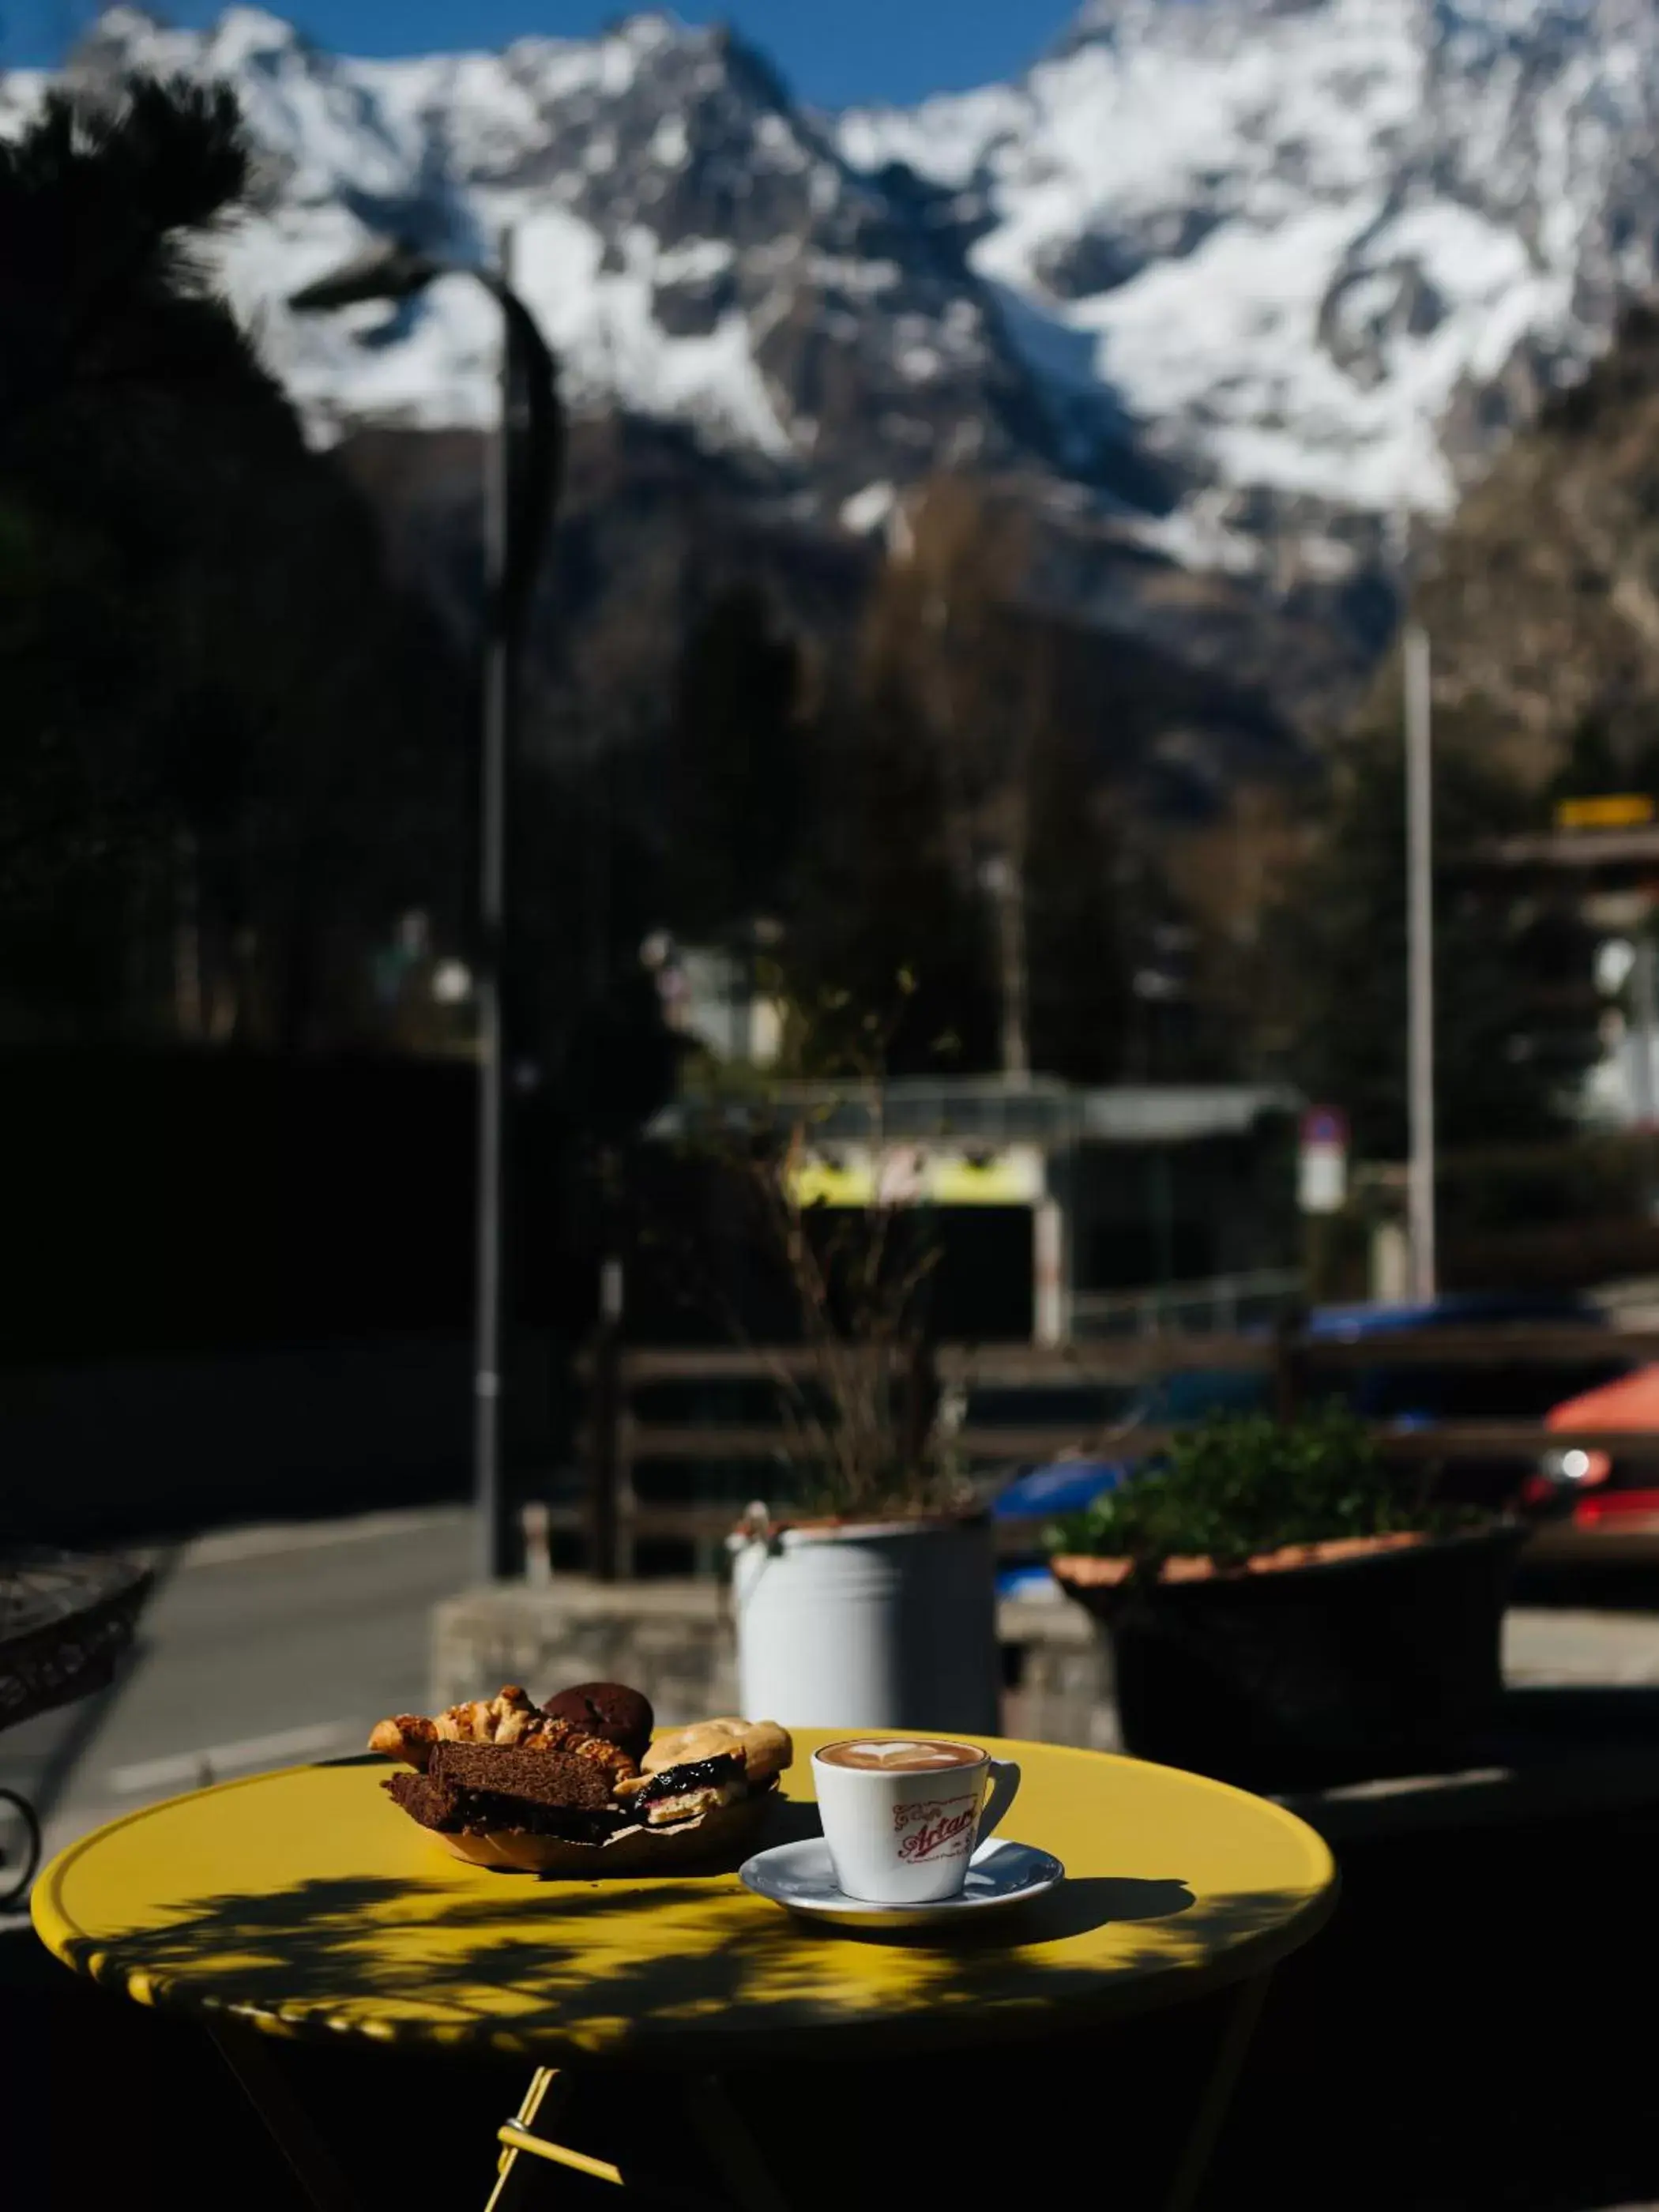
[991,1291,1628,1595]
[1524,1365,1659,1556]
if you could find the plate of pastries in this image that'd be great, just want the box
[368,1680,793,1874]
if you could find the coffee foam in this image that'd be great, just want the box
[817,1738,984,1772]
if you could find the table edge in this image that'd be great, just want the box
[31,1740,1340,2065]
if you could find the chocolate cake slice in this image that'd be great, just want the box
[400,1740,623,1841]
[386,1770,619,1841]
[385,1770,468,1831]
[429,1740,617,1808]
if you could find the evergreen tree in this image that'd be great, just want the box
[0,77,465,1044]
[664,583,804,940]
[1025,721,1127,1083]
[792,673,995,1074]
[0,78,259,427]
[1273,715,1597,1157]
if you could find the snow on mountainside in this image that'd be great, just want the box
[0,5,1157,521]
[842,0,1659,547]
[8,0,1659,597]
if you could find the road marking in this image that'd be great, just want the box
[108,1720,358,1796]
[180,1506,465,1569]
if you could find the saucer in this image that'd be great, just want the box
[739,1837,1064,1927]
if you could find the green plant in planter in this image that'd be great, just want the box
[1051,1405,1481,1575]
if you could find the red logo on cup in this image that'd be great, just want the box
[892,1793,977,1862]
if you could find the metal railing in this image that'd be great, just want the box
[1071,1269,1304,1337]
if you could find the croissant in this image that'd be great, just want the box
[367,1687,638,1781]
[521,1721,638,1783]
[368,1685,538,1770]
[368,1714,441,1768]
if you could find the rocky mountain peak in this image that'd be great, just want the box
[9,0,1659,720]
[13,5,1153,516]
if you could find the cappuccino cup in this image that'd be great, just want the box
[812,1737,1021,1905]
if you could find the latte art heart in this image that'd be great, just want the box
[816,1737,984,1774]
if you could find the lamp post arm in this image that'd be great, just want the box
[476,273,563,638]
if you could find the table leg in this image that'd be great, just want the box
[678,2075,791,2212]
[484,2008,1270,2212]
[485,2067,789,2211]
[486,2067,594,2210]
[1162,1968,1273,2212]
[206,2020,366,2212]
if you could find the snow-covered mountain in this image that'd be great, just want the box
[8,0,1659,602]
[844,0,1659,565]
[0,4,1161,532]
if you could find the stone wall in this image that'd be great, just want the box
[434,1578,1117,1747]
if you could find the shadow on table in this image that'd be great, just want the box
[822,1874,1198,1950]
[53,1859,1319,2063]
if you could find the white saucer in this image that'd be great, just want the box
[739,1837,1064,1928]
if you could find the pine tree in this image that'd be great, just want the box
[791,672,995,1074]
[0,77,465,1044]
[664,583,805,940]
[1274,719,1597,1156]
[1025,720,1127,1083]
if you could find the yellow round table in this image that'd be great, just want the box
[33,1730,1336,2210]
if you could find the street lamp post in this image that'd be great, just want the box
[976,851,1030,1084]
[1403,620,1436,1303]
[292,235,563,1582]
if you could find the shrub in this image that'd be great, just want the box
[1050,1405,1479,1572]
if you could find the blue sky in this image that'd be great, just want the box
[0,3,1078,103]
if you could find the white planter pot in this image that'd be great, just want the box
[728,1517,1000,1732]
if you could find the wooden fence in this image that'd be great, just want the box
[568,1326,1659,1579]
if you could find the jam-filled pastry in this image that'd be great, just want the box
[641,1717,792,1785]
[630,1749,751,1826]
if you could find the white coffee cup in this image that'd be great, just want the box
[811,1737,1021,1905]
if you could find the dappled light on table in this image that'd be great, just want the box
[33,1731,1336,2065]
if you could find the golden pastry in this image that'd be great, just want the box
[368,1688,640,1779]
[641,1717,792,1784]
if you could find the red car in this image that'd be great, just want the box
[1526,1365,1659,1556]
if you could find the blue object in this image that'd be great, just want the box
[1305,1291,1602,1341]
[995,1564,1063,1601]
[991,1459,1127,1519]
[1307,1291,1615,1424]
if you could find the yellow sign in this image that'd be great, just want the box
[1556,794,1655,830]
[789,1157,880,1209]
[786,1145,1044,1209]
[929,1150,1044,1205]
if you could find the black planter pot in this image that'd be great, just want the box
[1059,1524,1525,1792]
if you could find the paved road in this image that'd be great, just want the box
[2,1504,472,1879]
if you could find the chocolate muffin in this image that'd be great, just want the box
[540,1680,654,1762]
